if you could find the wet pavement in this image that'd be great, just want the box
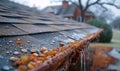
[107,48,120,71]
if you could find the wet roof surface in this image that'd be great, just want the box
[0,0,99,70]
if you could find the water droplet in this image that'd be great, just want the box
[14,49,17,51]
[14,51,19,55]
[17,38,21,40]
[6,51,10,54]
[9,51,12,53]
[50,43,53,45]
[20,47,23,49]
[52,40,55,43]
[12,44,14,46]
[9,40,13,43]
[27,41,30,43]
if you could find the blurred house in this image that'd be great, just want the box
[42,0,95,22]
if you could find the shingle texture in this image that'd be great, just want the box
[0,0,99,70]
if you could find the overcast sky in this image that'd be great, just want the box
[10,0,120,17]
[10,0,61,9]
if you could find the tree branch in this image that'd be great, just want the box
[86,0,90,6]
[84,0,101,11]
[70,0,83,11]
[97,3,108,12]
[98,2,120,9]
[88,0,101,7]
[69,0,79,8]
[78,0,83,10]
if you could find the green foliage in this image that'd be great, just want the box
[87,19,113,43]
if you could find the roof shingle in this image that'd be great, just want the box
[0,0,102,71]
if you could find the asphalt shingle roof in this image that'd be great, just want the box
[0,0,100,71]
